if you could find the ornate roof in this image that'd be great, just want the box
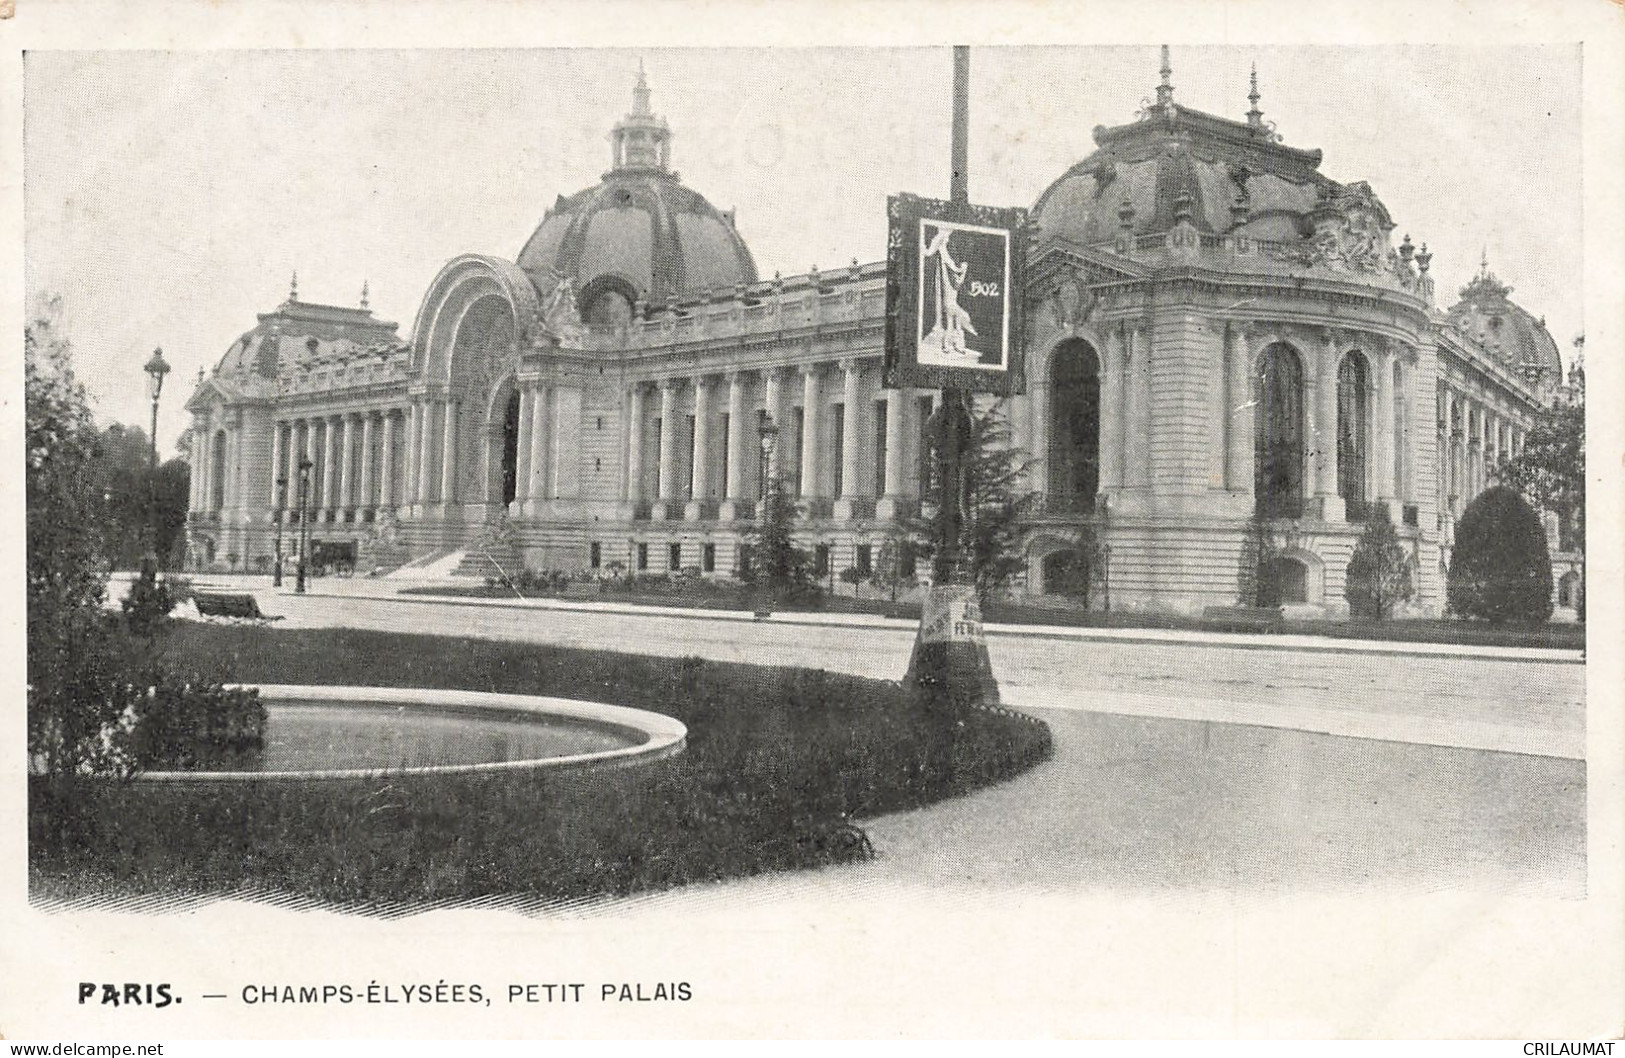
[515,67,757,320]
[189,278,403,407]
[1029,51,1427,294]
[1446,255,1563,378]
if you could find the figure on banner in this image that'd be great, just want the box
[921,223,979,362]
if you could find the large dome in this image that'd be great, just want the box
[516,68,757,326]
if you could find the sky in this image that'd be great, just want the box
[23,44,1582,453]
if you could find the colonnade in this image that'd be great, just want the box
[269,409,405,522]
[187,419,226,514]
[623,357,924,518]
[509,380,564,514]
[1295,336,1411,518]
[1436,384,1522,520]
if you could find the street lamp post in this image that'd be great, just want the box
[273,475,288,587]
[295,457,313,593]
[141,347,171,575]
[754,415,779,620]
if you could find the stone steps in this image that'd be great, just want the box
[452,543,524,580]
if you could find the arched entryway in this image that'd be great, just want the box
[500,388,521,505]
[1254,342,1305,518]
[1259,555,1308,606]
[1047,339,1100,512]
[444,295,517,508]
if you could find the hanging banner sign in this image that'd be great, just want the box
[883,192,1028,395]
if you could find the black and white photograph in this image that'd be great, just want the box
[4,0,1622,1045]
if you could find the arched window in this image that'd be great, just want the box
[1047,339,1101,513]
[500,389,521,505]
[579,276,639,328]
[1337,352,1370,512]
[1392,359,1406,502]
[211,429,227,511]
[1254,343,1305,518]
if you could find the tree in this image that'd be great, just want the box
[739,472,814,601]
[26,297,125,795]
[1237,509,1281,607]
[86,424,192,571]
[1447,485,1553,626]
[1494,401,1584,553]
[871,529,916,604]
[150,457,192,568]
[27,301,263,850]
[26,297,109,640]
[1345,511,1414,621]
[911,401,1037,604]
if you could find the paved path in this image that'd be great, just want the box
[196,579,1584,760]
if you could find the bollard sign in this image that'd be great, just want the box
[883,192,1028,395]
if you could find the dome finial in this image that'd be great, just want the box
[1246,62,1263,128]
[1480,246,1489,276]
[612,60,671,170]
[1156,45,1174,107]
[360,279,370,310]
[289,270,298,302]
[632,58,652,116]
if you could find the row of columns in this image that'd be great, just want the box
[1088,323,1413,515]
[270,411,403,520]
[511,381,565,512]
[1437,385,1521,519]
[625,359,922,512]
[1310,336,1406,516]
[400,396,461,508]
[188,421,226,514]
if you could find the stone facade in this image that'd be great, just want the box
[184,58,1575,617]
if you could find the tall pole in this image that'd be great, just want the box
[934,45,971,585]
[296,459,312,594]
[272,476,287,587]
[147,393,159,574]
[905,44,1001,712]
[950,45,969,206]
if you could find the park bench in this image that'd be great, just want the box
[1200,605,1284,633]
[193,591,283,623]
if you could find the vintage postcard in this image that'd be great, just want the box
[2,0,1621,1045]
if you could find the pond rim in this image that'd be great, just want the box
[136,683,687,784]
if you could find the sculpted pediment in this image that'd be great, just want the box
[1027,246,1145,330]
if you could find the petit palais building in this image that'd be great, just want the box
[182,62,1584,617]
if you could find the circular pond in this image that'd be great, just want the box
[138,684,686,783]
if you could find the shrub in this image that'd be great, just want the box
[121,565,180,638]
[1345,512,1414,621]
[32,620,266,777]
[127,674,265,771]
[1447,486,1553,625]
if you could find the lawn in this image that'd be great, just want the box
[29,624,1051,908]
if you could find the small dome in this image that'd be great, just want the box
[516,68,757,325]
[1447,261,1562,377]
